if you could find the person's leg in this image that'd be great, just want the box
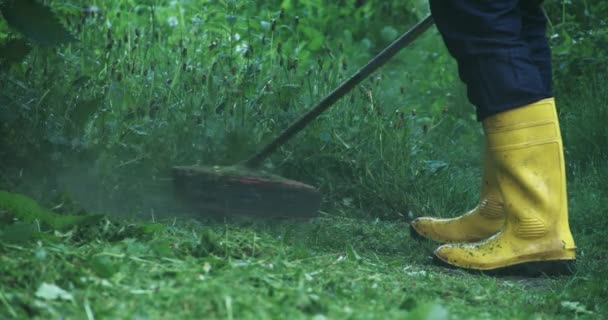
[434,97,576,275]
[420,0,576,274]
[411,3,555,245]
[410,0,530,243]
[428,0,551,120]
[519,1,552,93]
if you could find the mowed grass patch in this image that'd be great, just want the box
[1,172,606,320]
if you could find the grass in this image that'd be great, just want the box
[1,170,606,319]
[2,144,607,319]
[1,0,607,319]
[0,0,457,216]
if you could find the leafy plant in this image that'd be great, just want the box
[0,190,102,232]
[0,0,75,65]
[545,0,608,87]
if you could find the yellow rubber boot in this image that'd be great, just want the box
[410,146,505,243]
[434,98,577,276]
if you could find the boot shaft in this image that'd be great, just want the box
[482,98,575,246]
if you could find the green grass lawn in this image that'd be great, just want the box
[1,1,607,319]
[0,216,603,320]
[1,162,606,319]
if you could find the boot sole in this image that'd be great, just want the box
[408,221,493,243]
[432,255,576,277]
[409,223,426,241]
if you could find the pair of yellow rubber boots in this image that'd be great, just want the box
[410,98,576,275]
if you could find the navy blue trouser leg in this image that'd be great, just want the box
[429,0,552,120]
[520,2,552,94]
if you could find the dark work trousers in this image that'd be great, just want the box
[429,1,552,120]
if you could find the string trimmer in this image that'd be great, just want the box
[172,15,435,219]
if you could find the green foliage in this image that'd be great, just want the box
[0,190,103,232]
[0,38,31,66]
[0,0,75,47]
[559,74,608,163]
[0,1,606,319]
[0,0,604,218]
[0,0,460,216]
[545,0,608,87]
[0,0,75,69]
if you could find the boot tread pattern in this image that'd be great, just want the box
[516,217,547,238]
[478,198,504,219]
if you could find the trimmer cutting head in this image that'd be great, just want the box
[172,165,322,219]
